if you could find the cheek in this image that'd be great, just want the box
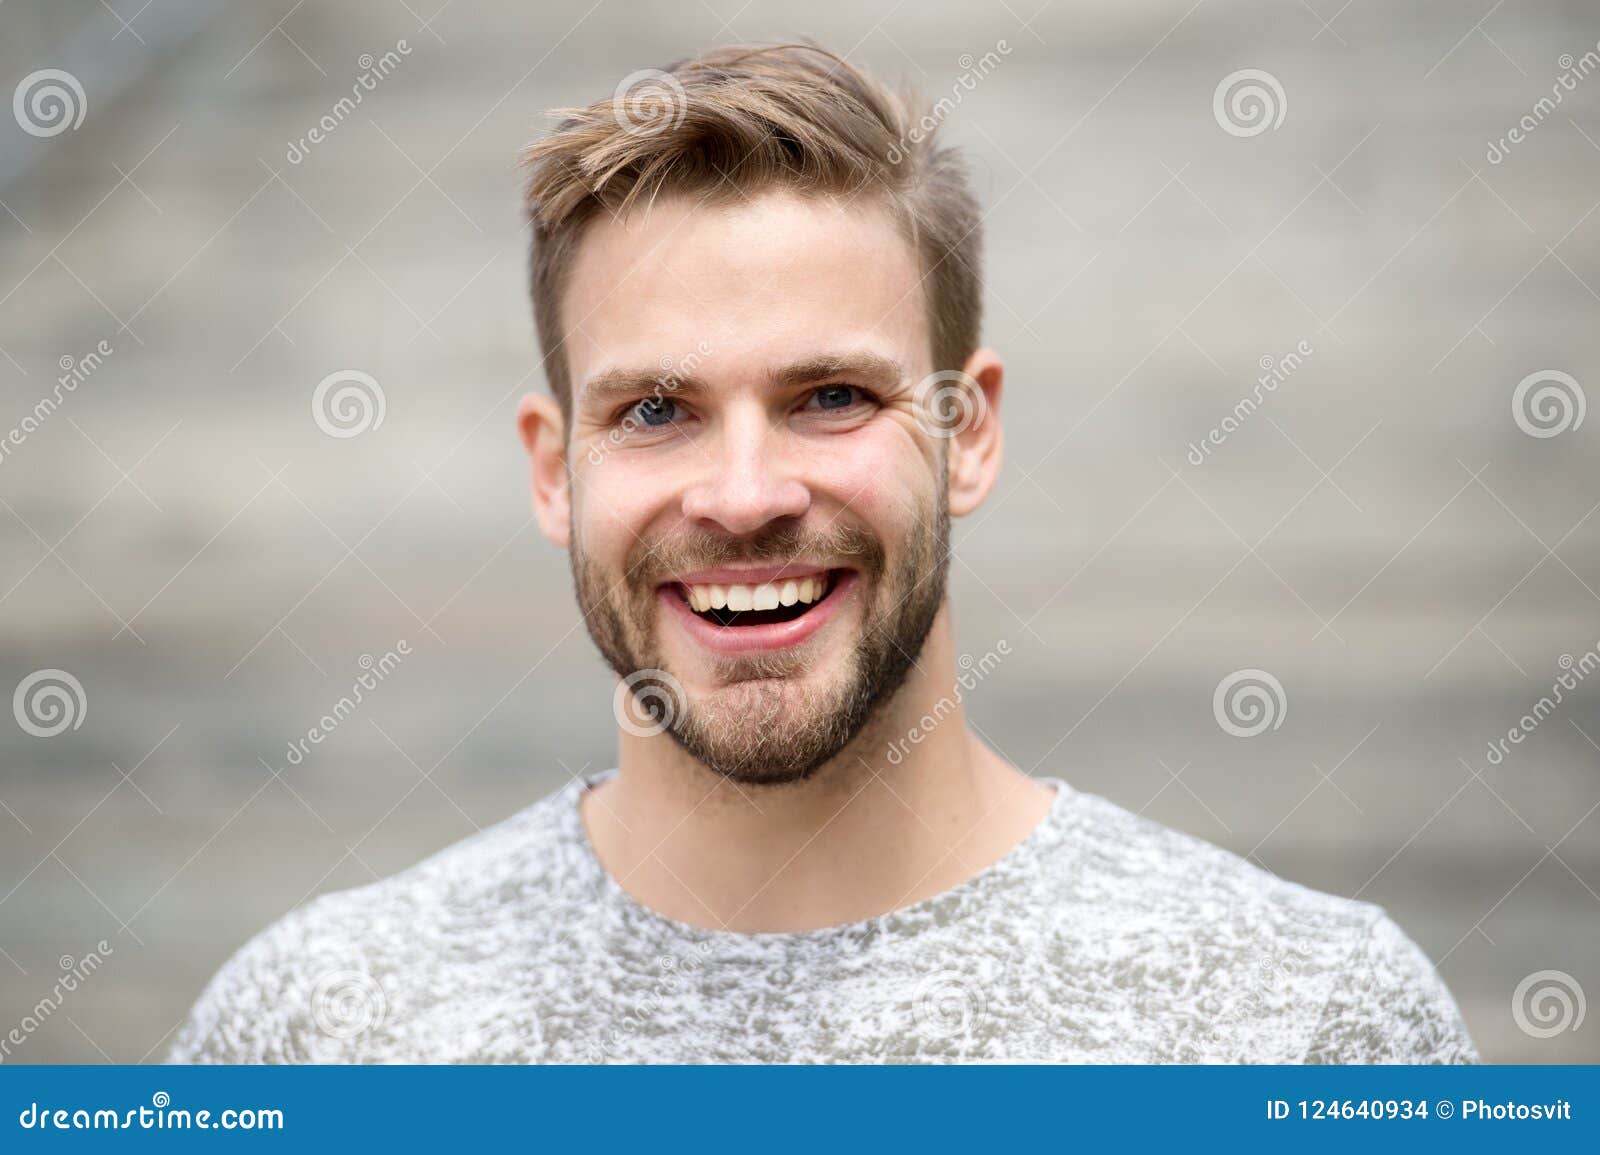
[807,424,937,536]
[572,458,671,563]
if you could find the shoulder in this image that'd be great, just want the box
[1302,908,1479,1064]
[166,779,589,1063]
[1045,781,1379,942]
[1034,781,1477,1062]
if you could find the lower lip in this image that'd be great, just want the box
[658,571,858,655]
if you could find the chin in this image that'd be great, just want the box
[664,667,864,786]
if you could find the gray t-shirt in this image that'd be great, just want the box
[168,772,1478,1063]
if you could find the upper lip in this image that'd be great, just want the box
[663,563,842,587]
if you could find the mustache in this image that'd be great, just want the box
[625,522,885,588]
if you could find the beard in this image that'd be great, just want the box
[572,481,950,787]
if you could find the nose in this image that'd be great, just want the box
[680,405,811,535]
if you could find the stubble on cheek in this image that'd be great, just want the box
[566,466,948,784]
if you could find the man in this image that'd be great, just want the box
[170,43,1477,1064]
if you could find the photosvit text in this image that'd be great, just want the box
[1265,1098,1573,1121]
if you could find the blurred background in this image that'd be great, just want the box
[1,0,1596,1063]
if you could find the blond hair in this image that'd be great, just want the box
[520,43,983,416]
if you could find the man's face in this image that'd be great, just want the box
[560,189,950,785]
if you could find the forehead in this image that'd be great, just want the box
[562,189,931,395]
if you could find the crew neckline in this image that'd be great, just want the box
[563,768,1074,944]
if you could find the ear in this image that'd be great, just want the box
[946,348,1004,518]
[517,391,571,548]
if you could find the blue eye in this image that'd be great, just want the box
[632,396,678,426]
[808,385,858,411]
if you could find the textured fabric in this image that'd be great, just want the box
[168,772,1478,1064]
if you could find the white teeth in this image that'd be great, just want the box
[682,574,830,616]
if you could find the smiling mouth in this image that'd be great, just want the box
[671,570,844,628]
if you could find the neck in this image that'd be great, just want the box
[580,606,1054,932]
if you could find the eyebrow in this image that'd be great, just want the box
[577,351,907,411]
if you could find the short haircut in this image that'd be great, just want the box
[520,42,984,418]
